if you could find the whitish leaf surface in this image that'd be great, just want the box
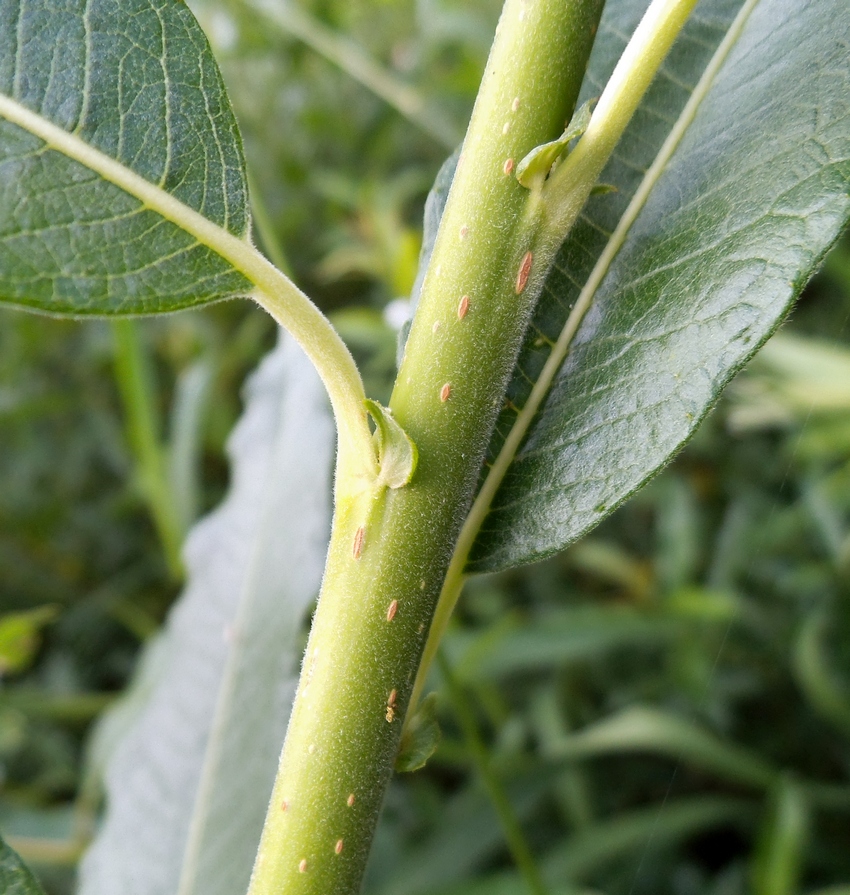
[0,835,46,895]
[0,0,251,315]
[468,0,850,571]
[77,336,334,895]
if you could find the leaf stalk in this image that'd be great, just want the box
[542,0,701,239]
[0,90,378,492]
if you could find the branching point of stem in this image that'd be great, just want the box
[541,0,700,239]
[411,0,705,719]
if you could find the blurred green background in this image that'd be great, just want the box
[1,1,848,893]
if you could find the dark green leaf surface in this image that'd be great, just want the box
[0,0,251,315]
[0,835,46,895]
[469,0,850,571]
[397,148,459,366]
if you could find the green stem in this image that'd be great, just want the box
[250,272,376,493]
[112,319,184,579]
[541,0,700,241]
[247,3,603,894]
[437,651,549,895]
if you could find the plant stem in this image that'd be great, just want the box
[541,0,700,240]
[411,0,703,713]
[250,272,376,492]
[112,319,184,579]
[247,3,603,893]
[437,651,549,895]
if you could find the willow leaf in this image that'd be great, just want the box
[0,835,46,895]
[77,336,334,895]
[0,0,251,315]
[468,0,850,571]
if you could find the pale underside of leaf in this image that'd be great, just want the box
[466,0,850,572]
[77,336,334,895]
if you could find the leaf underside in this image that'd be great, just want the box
[77,337,334,895]
[0,0,251,315]
[468,0,850,572]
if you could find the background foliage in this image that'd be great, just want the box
[0,0,848,893]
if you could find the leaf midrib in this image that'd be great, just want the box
[0,91,258,270]
[454,0,761,576]
[0,83,379,478]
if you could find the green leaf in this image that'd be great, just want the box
[78,336,334,895]
[445,606,687,682]
[0,0,251,315]
[0,605,57,675]
[542,797,756,884]
[395,692,440,773]
[549,706,776,790]
[418,797,755,894]
[792,612,850,739]
[0,835,46,895]
[468,0,850,571]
